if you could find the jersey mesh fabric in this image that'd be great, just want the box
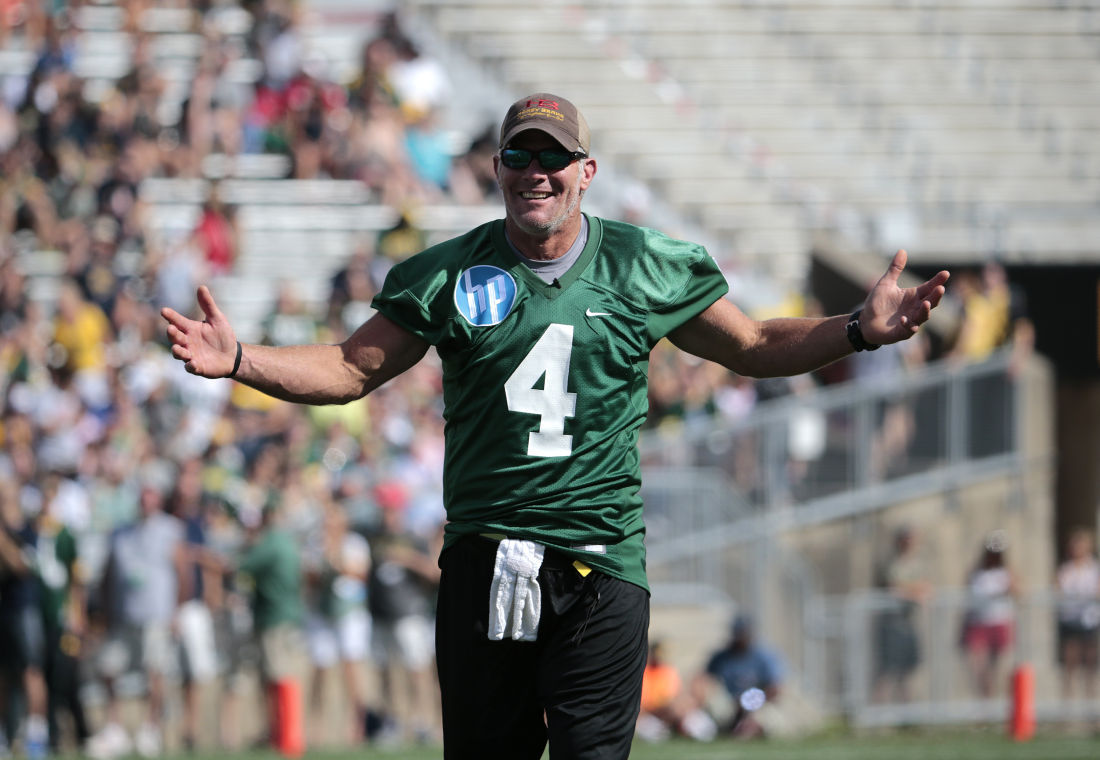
[372,215,728,590]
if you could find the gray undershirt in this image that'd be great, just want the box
[506,216,589,284]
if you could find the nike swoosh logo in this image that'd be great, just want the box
[585,308,611,317]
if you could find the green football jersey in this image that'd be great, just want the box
[372,214,728,590]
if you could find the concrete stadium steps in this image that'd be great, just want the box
[630,153,1092,183]
[202,276,284,344]
[142,178,372,206]
[433,5,1095,36]
[66,1,253,127]
[0,40,35,77]
[499,69,1100,109]
[577,107,1100,158]
[144,204,202,238]
[297,0,396,85]
[463,31,1098,62]
[911,222,1100,261]
[139,172,503,340]
[235,232,358,283]
[216,203,502,341]
[500,57,1100,87]
[599,126,1091,164]
[16,250,67,308]
[406,0,1100,273]
[664,177,1099,206]
[472,37,1100,144]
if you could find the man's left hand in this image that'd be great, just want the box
[861,250,950,346]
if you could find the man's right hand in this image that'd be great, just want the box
[161,285,240,378]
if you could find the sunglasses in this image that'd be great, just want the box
[500,148,587,171]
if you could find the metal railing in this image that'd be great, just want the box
[809,589,1100,726]
[638,350,1044,725]
[640,349,1024,589]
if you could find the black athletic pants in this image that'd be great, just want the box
[436,536,649,760]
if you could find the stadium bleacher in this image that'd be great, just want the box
[53,0,1099,326]
[407,0,1100,287]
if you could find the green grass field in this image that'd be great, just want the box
[173,731,1098,760]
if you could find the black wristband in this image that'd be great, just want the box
[228,341,243,378]
[845,310,880,352]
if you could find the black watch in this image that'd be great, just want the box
[845,310,880,352]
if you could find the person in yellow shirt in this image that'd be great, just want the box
[949,262,1033,369]
[51,279,112,374]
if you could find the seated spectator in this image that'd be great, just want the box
[447,128,500,205]
[260,281,318,348]
[51,277,113,409]
[635,639,687,742]
[375,206,427,265]
[348,96,422,206]
[388,35,449,128]
[191,191,237,277]
[689,613,783,739]
[402,107,451,199]
[948,261,1032,371]
[76,215,124,320]
[981,261,1033,377]
[325,243,378,340]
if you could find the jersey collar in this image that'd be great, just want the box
[491,214,603,300]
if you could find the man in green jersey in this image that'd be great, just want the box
[163,93,949,759]
[237,499,306,749]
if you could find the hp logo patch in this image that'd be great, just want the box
[454,265,517,326]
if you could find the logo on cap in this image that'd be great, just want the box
[454,266,517,326]
[516,99,564,124]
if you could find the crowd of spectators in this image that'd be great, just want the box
[0,1,463,754]
[0,0,1053,756]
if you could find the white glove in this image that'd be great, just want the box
[488,539,545,642]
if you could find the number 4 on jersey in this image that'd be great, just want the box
[504,323,577,457]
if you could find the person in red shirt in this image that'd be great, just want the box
[192,192,237,276]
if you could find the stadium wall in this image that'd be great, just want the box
[649,356,1056,728]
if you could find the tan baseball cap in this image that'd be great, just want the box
[499,93,590,154]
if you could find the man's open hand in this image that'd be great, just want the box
[861,250,950,346]
[161,285,239,378]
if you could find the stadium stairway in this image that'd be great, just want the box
[405,0,1100,284]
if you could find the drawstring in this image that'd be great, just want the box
[571,581,601,646]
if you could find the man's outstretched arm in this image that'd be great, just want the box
[669,250,949,378]
[161,285,429,404]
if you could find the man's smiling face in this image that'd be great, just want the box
[495,131,596,245]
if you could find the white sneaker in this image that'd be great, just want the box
[24,715,48,760]
[680,709,718,742]
[134,723,161,758]
[86,723,132,760]
[635,713,670,742]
